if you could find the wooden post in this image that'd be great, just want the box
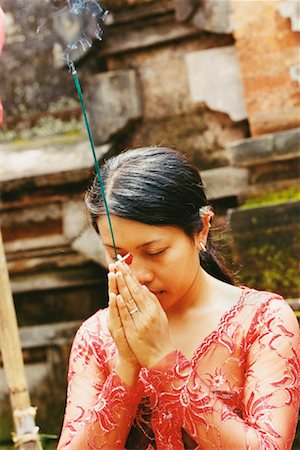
[0,231,43,449]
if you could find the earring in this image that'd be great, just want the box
[199,242,206,252]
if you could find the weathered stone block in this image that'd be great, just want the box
[238,178,300,206]
[107,36,235,120]
[62,200,107,265]
[84,70,142,145]
[248,159,300,185]
[228,200,300,298]
[229,200,300,231]
[174,0,199,22]
[1,138,111,182]
[62,200,87,242]
[274,127,300,154]
[1,0,76,125]
[231,0,300,135]
[228,135,273,166]
[200,166,249,200]
[192,0,233,34]
[96,12,203,58]
[72,227,107,267]
[278,1,300,32]
[185,46,247,121]
[227,128,300,166]
[289,65,300,84]
[125,109,248,170]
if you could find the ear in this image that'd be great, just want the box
[194,211,213,252]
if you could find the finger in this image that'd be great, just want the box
[115,261,147,313]
[108,294,136,357]
[115,271,137,309]
[109,263,117,273]
[108,292,122,334]
[108,272,118,296]
[123,271,148,314]
[115,260,140,286]
[116,294,139,334]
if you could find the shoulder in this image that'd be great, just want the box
[70,307,113,367]
[73,307,112,351]
[242,286,299,346]
[242,285,296,318]
[77,307,110,339]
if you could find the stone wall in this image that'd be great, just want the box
[1,0,249,166]
[231,0,300,135]
[0,0,299,447]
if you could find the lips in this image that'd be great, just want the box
[152,290,164,296]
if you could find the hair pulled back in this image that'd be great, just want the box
[85,147,234,285]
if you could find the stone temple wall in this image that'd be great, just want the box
[0,0,299,447]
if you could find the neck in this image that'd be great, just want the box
[167,264,218,321]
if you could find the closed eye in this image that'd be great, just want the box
[147,249,167,257]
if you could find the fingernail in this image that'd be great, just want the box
[116,261,125,271]
[109,263,116,272]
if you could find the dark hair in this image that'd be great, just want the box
[85,147,234,285]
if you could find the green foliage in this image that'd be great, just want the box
[241,188,300,209]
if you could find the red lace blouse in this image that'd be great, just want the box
[57,286,300,449]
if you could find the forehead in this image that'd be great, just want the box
[97,215,182,248]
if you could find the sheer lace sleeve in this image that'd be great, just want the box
[147,297,300,449]
[57,314,144,450]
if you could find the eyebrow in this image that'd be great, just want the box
[104,239,164,250]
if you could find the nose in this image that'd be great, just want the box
[131,260,154,285]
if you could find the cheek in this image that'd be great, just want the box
[162,249,197,291]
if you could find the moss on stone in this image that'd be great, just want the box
[232,231,300,298]
[7,131,85,152]
[0,117,83,144]
[241,187,300,209]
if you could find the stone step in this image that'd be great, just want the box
[228,199,300,232]
[200,166,248,200]
[227,128,300,167]
[1,137,112,186]
[227,200,300,299]
[237,178,300,206]
[19,321,80,350]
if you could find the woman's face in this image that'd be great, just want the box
[97,215,203,311]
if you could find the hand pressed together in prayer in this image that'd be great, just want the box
[107,259,175,371]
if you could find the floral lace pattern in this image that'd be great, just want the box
[57,287,300,449]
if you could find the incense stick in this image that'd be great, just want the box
[70,62,118,260]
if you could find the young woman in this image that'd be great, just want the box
[57,147,300,450]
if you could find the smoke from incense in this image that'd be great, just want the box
[37,0,108,67]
